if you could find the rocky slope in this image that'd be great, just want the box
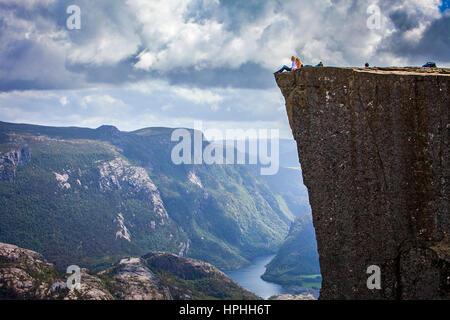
[275,67,449,299]
[0,242,258,300]
[0,144,31,181]
[269,293,315,300]
[0,121,300,271]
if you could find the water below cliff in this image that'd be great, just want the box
[225,255,288,299]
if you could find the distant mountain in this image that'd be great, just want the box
[0,242,258,300]
[262,167,311,217]
[216,138,311,216]
[278,139,302,168]
[0,121,308,271]
[221,138,302,168]
[262,215,321,288]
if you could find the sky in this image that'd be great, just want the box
[0,0,449,138]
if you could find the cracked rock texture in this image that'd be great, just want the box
[276,67,449,300]
[0,243,60,299]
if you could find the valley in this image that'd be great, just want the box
[226,255,288,299]
[0,120,318,291]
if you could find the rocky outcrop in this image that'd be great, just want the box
[98,157,169,220]
[64,268,115,300]
[114,213,132,242]
[100,257,171,300]
[269,293,315,300]
[142,252,259,300]
[0,242,258,300]
[275,67,449,300]
[0,242,118,300]
[0,146,31,181]
[0,243,62,299]
[144,252,228,281]
[53,172,71,189]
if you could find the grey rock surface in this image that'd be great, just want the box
[275,67,449,299]
[0,146,31,181]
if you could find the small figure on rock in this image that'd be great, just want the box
[275,56,298,74]
[422,62,437,68]
[365,62,370,68]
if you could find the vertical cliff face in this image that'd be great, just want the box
[276,67,449,299]
[0,146,31,181]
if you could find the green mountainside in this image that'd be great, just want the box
[0,121,305,271]
[262,215,321,288]
[262,167,311,218]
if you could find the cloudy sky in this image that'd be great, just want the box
[0,0,449,138]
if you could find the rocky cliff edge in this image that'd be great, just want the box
[275,67,449,299]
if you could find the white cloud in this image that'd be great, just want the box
[128,0,229,71]
[172,87,224,105]
[67,27,141,66]
[0,0,448,139]
[80,94,130,114]
[121,0,448,72]
[59,96,69,106]
[1,0,56,9]
[1,0,448,92]
[127,0,297,71]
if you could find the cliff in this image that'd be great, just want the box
[275,67,449,300]
[0,146,31,181]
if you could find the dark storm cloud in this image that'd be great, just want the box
[165,63,274,89]
[0,1,86,92]
[377,11,450,64]
[71,60,274,90]
[417,14,450,58]
[216,0,273,30]
[389,9,421,31]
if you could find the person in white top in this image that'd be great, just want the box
[275,56,298,73]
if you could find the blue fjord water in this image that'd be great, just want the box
[225,255,289,299]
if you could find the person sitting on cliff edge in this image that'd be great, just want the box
[274,56,298,74]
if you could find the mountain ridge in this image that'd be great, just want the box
[0,120,309,272]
